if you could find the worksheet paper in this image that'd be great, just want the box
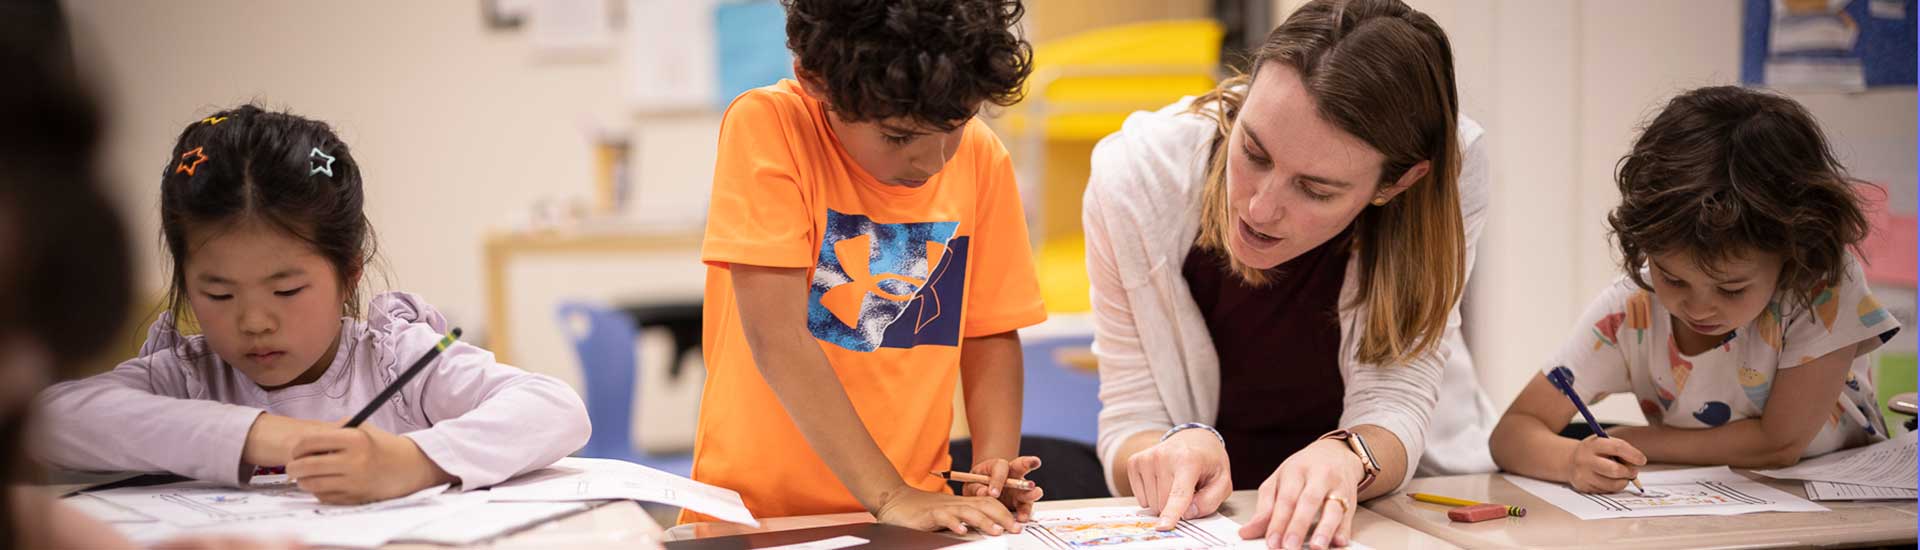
[1803,480,1920,501]
[483,456,759,526]
[65,457,748,546]
[82,481,450,527]
[1506,466,1827,520]
[393,501,593,545]
[1753,429,1917,489]
[1007,507,1373,550]
[91,491,489,549]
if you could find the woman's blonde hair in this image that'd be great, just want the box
[1190,0,1464,366]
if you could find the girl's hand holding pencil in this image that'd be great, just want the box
[286,420,455,505]
[1567,434,1648,494]
[240,414,340,467]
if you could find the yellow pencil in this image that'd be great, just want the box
[1409,493,1526,517]
[934,471,1037,491]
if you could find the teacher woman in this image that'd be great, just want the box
[1084,1,1495,548]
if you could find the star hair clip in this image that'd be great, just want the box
[175,146,208,176]
[309,147,336,177]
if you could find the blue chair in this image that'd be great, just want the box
[556,301,696,477]
[1019,333,1101,445]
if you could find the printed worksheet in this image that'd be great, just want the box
[1008,507,1371,550]
[1802,480,1919,501]
[1506,466,1827,520]
[1754,429,1917,489]
[82,481,449,527]
[76,487,484,549]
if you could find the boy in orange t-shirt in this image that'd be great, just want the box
[686,0,1047,535]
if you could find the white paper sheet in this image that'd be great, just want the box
[1804,480,1920,501]
[484,457,759,526]
[528,0,615,57]
[626,0,717,111]
[1753,429,1917,489]
[64,493,159,524]
[1507,466,1828,520]
[394,500,593,545]
[103,491,488,549]
[758,535,871,550]
[82,480,449,527]
[1007,507,1372,550]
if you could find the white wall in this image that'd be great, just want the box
[61,0,718,344]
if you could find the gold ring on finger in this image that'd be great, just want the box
[1324,494,1350,513]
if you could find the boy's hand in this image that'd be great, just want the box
[286,422,454,504]
[1567,435,1646,493]
[874,484,1023,536]
[964,456,1045,522]
[241,414,337,467]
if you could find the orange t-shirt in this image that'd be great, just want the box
[687,80,1046,522]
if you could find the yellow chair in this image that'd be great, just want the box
[997,20,1224,314]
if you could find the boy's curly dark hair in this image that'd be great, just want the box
[1609,85,1871,311]
[783,0,1032,131]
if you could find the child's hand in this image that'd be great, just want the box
[964,456,1045,522]
[1567,435,1647,493]
[286,422,454,504]
[874,484,1023,536]
[241,414,338,467]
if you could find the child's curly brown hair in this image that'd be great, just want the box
[782,0,1032,131]
[1609,85,1873,312]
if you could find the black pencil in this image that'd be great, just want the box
[344,328,462,428]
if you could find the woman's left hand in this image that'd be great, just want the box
[1238,439,1362,550]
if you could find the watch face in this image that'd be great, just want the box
[1348,434,1378,471]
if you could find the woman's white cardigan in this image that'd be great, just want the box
[1084,97,1498,496]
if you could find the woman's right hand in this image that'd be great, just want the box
[1128,429,1235,530]
[873,484,1022,536]
[1566,435,1646,493]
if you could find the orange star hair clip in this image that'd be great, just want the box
[176,146,208,176]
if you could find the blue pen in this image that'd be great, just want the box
[1546,366,1650,495]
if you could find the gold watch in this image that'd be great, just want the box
[1318,429,1380,493]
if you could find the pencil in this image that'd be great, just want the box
[934,471,1036,491]
[1408,493,1526,517]
[344,328,462,428]
[1545,366,1647,495]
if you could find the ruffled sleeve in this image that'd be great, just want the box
[362,291,591,488]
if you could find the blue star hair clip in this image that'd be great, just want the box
[308,147,336,177]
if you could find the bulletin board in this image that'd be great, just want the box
[1741,0,1917,90]
[626,0,791,112]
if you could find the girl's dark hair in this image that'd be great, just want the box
[159,104,375,329]
[1610,85,1871,311]
[0,0,132,546]
[782,0,1032,131]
